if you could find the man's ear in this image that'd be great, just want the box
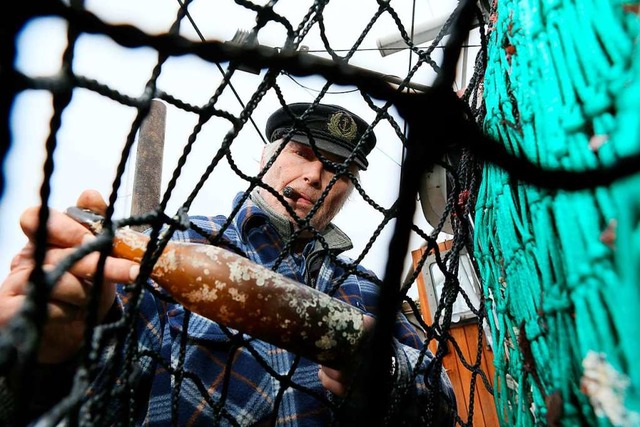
[261,140,285,171]
[259,150,266,170]
[259,143,273,170]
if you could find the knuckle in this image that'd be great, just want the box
[19,206,41,234]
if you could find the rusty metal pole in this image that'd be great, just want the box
[130,99,166,231]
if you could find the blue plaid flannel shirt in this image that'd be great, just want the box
[102,193,456,426]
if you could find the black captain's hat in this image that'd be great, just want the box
[265,102,377,170]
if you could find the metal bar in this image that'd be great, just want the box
[130,99,166,231]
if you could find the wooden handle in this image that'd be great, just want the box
[65,207,367,369]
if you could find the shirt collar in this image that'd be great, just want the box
[234,190,353,254]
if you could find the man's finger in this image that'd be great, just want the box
[42,247,140,286]
[76,189,108,216]
[20,207,95,249]
[0,268,33,325]
[9,243,35,270]
[318,366,347,397]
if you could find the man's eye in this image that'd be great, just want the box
[323,162,338,174]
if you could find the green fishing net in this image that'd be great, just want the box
[475,1,640,425]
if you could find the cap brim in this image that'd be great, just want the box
[288,133,368,170]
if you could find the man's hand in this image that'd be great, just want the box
[0,190,139,364]
[318,315,376,396]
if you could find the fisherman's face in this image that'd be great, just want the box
[259,140,357,232]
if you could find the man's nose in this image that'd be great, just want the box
[302,159,325,187]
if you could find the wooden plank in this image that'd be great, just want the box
[411,243,500,426]
[412,246,466,419]
[470,326,500,426]
[450,325,483,425]
[464,324,488,426]
[131,99,166,231]
[443,335,469,421]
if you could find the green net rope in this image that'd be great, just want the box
[475,0,640,425]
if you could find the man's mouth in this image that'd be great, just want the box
[282,186,299,199]
[283,186,316,206]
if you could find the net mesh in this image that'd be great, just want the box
[476,0,640,425]
[3,0,639,425]
[0,0,492,426]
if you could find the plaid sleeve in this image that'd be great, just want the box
[347,268,457,426]
[353,272,424,349]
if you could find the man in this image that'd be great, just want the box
[0,102,456,425]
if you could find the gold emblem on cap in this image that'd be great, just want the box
[327,111,357,141]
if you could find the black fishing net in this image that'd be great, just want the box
[0,0,501,425]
